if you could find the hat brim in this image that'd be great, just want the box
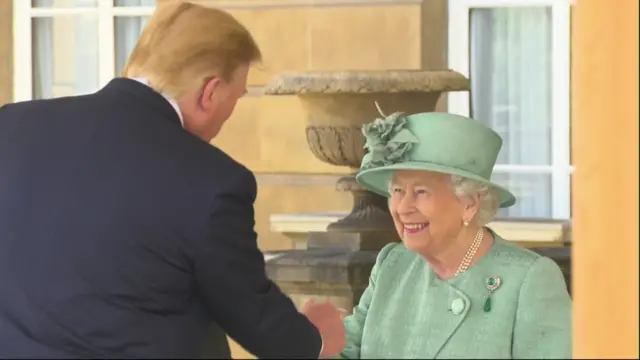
[356,161,516,208]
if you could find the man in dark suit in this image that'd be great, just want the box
[0,2,345,358]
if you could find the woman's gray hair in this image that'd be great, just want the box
[450,175,500,226]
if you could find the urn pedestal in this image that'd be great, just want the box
[262,70,470,311]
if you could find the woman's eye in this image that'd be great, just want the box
[391,187,403,194]
[415,189,429,195]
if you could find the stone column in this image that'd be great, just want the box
[571,0,639,358]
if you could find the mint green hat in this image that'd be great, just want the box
[356,110,516,208]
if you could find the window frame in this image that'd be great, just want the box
[12,0,156,103]
[447,0,573,219]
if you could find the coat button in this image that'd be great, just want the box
[451,298,465,315]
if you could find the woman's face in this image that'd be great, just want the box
[388,170,467,255]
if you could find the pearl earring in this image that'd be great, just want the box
[463,220,469,227]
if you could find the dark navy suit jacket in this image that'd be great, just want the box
[0,79,322,358]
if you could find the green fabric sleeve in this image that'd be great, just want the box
[337,242,399,359]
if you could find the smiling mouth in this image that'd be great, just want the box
[403,223,429,234]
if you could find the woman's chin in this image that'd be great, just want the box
[401,234,431,253]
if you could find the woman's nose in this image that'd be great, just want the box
[396,192,416,214]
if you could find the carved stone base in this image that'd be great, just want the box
[326,175,395,233]
[308,231,399,251]
[265,247,379,314]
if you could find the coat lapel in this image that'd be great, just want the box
[420,277,473,359]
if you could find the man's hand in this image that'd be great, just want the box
[301,299,347,358]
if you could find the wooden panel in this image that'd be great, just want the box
[571,0,639,357]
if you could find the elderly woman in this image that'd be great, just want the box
[339,110,572,359]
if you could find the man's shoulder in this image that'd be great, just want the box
[203,143,248,170]
[173,140,257,202]
[0,98,54,117]
[197,142,254,180]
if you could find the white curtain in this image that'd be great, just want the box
[115,0,155,75]
[31,0,155,99]
[32,16,54,100]
[469,7,553,219]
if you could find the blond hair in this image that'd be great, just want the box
[122,1,262,98]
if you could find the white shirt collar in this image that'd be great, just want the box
[131,77,184,127]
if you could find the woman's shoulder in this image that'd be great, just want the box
[484,234,567,284]
[372,241,424,275]
[487,234,544,268]
[372,241,404,271]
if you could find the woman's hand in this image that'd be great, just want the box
[302,299,347,358]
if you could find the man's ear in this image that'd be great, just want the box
[199,77,222,109]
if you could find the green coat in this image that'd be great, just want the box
[340,234,572,359]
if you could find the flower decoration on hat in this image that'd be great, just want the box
[361,102,419,170]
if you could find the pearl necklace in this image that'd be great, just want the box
[454,228,484,276]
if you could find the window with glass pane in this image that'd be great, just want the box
[32,0,97,7]
[469,6,554,218]
[32,15,100,99]
[26,0,155,100]
[114,1,155,75]
[114,1,155,74]
[115,16,152,75]
[114,0,155,6]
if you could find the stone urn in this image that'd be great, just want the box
[263,70,469,243]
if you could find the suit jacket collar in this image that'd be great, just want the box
[99,77,183,127]
[130,77,184,127]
